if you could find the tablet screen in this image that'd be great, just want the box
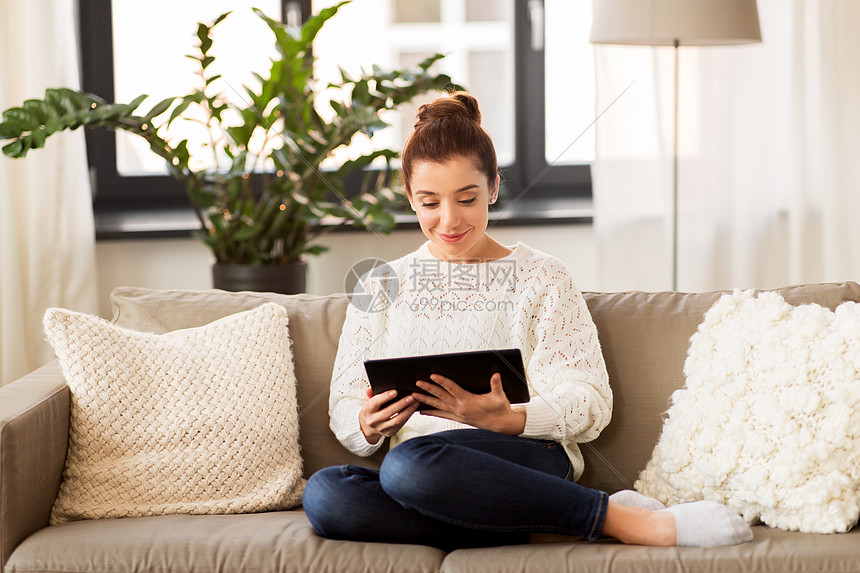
[364,349,529,411]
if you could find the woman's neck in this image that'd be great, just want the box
[427,235,514,263]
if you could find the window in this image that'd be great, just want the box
[80,0,594,238]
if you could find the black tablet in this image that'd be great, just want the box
[364,349,530,411]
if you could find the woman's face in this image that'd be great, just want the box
[407,155,500,261]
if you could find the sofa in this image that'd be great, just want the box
[3,282,860,573]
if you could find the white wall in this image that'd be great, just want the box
[95,224,599,318]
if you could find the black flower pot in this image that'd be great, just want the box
[211,261,308,295]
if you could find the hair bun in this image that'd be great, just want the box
[415,91,481,128]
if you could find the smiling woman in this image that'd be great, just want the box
[301,91,754,551]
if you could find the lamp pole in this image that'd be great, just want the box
[672,38,680,291]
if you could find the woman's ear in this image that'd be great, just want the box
[405,190,417,211]
[489,173,500,204]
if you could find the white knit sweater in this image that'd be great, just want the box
[329,242,612,479]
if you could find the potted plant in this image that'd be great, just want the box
[0,2,455,294]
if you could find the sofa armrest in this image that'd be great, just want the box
[0,361,69,572]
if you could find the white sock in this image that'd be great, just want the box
[608,490,665,512]
[661,501,753,547]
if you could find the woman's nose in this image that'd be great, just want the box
[439,201,459,228]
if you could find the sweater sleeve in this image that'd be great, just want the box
[329,296,386,458]
[519,269,612,445]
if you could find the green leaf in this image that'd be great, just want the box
[305,244,328,256]
[196,23,213,55]
[418,53,446,71]
[233,224,263,241]
[143,96,175,121]
[171,139,190,170]
[43,89,76,114]
[42,115,64,135]
[339,149,397,174]
[2,107,39,132]
[212,11,231,26]
[167,99,193,126]
[226,125,251,148]
[299,1,349,46]
[0,122,20,138]
[29,127,48,149]
[23,99,55,123]
[2,139,26,158]
[126,94,149,112]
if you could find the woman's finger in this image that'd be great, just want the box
[488,372,507,399]
[375,399,419,435]
[411,388,448,411]
[428,373,467,398]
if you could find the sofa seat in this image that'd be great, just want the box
[441,527,860,573]
[10,515,860,573]
[5,511,446,573]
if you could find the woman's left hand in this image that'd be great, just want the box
[413,373,527,435]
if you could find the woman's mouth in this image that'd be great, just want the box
[437,231,468,243]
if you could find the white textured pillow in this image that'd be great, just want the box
[44,302,304,524]
[636,290,860,533]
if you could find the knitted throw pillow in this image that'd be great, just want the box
[44,303,304,524]
[635,290,860,533]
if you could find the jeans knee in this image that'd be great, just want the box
[380,437,450,508]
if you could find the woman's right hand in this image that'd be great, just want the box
[359,388,419,445]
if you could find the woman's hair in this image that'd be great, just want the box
[401,91,498,194]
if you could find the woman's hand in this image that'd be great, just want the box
[413,373,527,435]
[359,388,419,445]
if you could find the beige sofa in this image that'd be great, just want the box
[3,282,860,573]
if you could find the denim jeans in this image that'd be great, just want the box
[302,429,608,550]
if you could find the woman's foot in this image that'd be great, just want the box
[608,490,666,511]
[662,501,753,547]
[603,500,752,547]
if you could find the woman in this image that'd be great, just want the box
[302,92,751,550]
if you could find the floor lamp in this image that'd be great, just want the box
[590,0,761,291]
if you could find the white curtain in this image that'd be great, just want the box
[592,0,860,293]
[0,0,98,386]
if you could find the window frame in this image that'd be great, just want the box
[79,0,592,239]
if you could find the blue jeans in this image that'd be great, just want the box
[302,429,608,550]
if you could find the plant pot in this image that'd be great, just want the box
[212,261,308,295]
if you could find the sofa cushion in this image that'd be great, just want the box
[107,282,860,496]
[578,281,860,494]
[108,287,389,476]
[6,511,446,573]
[43,303,304,523]
[636,289,860,533]
[439,526,860,573]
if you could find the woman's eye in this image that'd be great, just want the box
[460,197,477,205]
[421,202,439,208]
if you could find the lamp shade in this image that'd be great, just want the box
[590,0,762,46]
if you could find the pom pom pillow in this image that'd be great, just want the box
[44,302,304,524]
[636,290,860,533]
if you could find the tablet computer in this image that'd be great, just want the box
[364,348,529,411]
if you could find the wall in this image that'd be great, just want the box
[95,224,598,318]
